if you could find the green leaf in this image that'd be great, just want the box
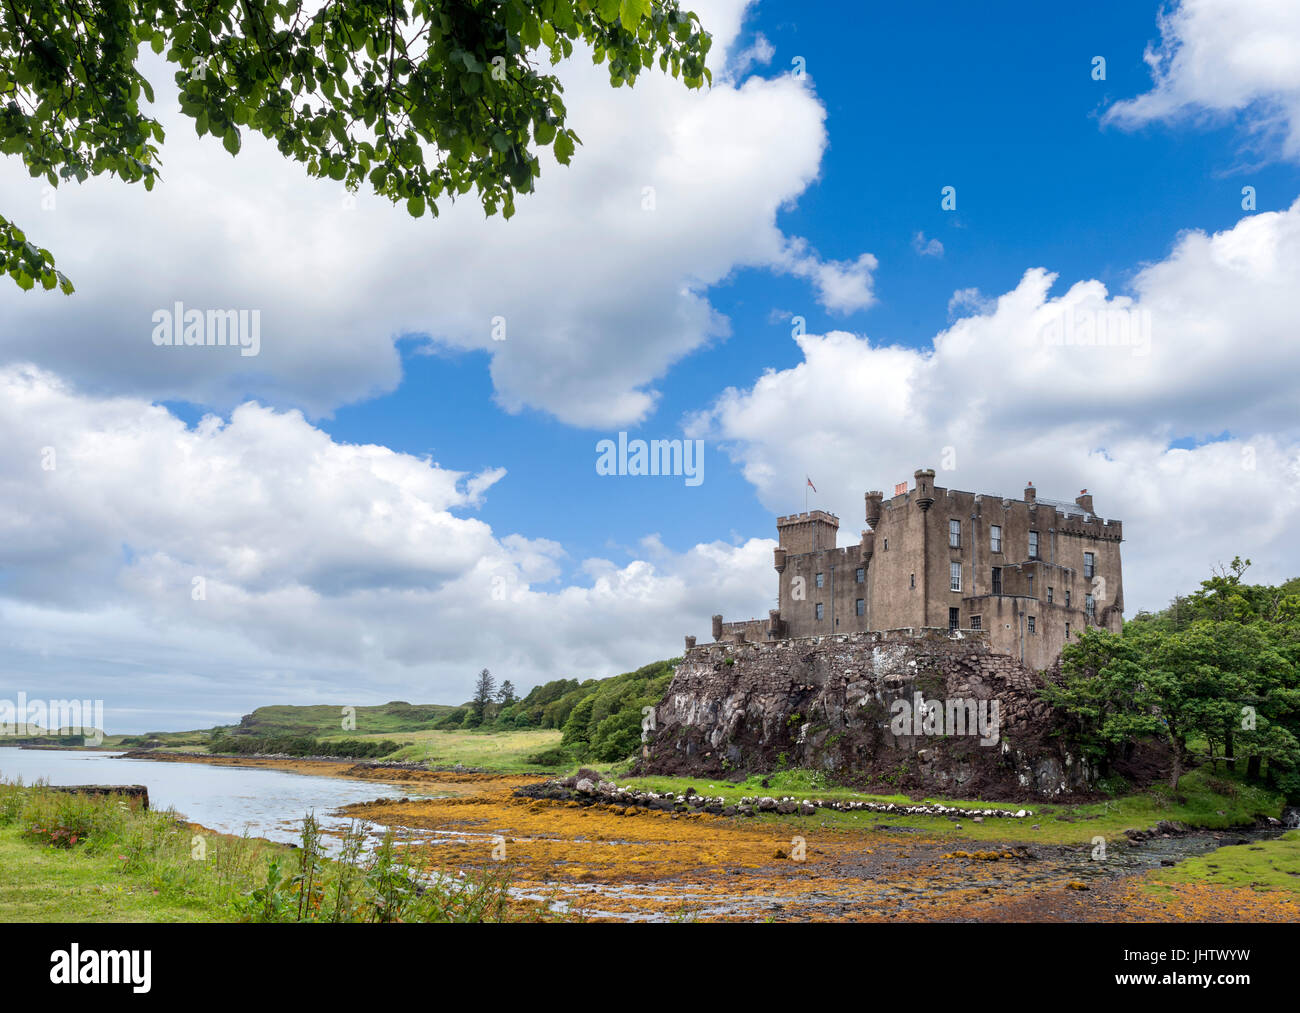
[223,128,241,155]
[406,195,425,218]
[553,129,575,165]
[151,31,165,55]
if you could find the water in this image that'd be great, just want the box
[0,748,445,849]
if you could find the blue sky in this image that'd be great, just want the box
[3,0,1300,729]
[319,0,1299,582]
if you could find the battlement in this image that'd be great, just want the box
[698,466,1124,673]
[775,509,840,555]
[776,509,840,527]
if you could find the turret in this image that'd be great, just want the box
[914,468,935,512]
[864,490,883,529]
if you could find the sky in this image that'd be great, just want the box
[2,0,1299,732]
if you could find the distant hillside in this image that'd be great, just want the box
[226,701,456,739]
[103,661,682,770]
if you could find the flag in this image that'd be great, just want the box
[806,476,817,493]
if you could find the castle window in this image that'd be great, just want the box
[815,603,824,621]
[949,607,960,632]
[950,562,962,592]
[1085,594,1096,621]
[1065,589,1071,608]
[990,525,1002,552]
[1028,531,1039,559]
[1028,573,1034,596]
[1028,616,1036,634]
[991,567,1002,595]
[1065,621,1070,637]
[883,538,888,550]
[970,615,982,630]
[910,573,915,589]
[949,519,961,548]
[856,598,865,617]
[855,567,864,583]
[815,572,824,588]
[1084,552,1095,579]
[1047,586,1054,603]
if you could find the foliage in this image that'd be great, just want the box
[1045,559,1300,795]
[208,733,399,758]
[0,0,712,291]
[472,667,496,723]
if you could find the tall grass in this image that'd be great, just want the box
[0,778,566,922]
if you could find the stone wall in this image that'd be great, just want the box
[642,628,1092,799]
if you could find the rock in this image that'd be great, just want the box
[575,778,596,794]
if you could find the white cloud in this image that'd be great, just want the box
[0,365,773,730]
[0,0,876,428]
[778,238,879,314]
[691,202,1300,614]
[912,232,944,258]
[727,32,776,79]
[1104,0,1300,160]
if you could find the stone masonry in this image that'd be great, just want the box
[706,468,1124,673]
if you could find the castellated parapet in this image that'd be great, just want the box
[702,468,1125,674]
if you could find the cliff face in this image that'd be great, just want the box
[642,630,1091,798]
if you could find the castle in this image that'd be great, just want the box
[696,468,1124,671]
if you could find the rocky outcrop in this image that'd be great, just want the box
[640,629,1091,798]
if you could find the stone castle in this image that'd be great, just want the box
[697,468,1124,672]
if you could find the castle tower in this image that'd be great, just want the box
[776,510,840,555]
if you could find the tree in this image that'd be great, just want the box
[0,0,712,292]
[496,679,516,705]
[471,667,495,722]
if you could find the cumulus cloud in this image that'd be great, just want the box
[778,238,879,314]
[1104,0,1300,160]
[0,0,876,428]
[0,366,773,730]
[690,202,1300,613]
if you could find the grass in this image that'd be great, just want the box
[0,782,275,922]
[330,727,564,770]
[617,766,1288,846]
[0,779,559,922]
[1148,830,1300,894]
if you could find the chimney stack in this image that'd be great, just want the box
[1024,480,1036,503]
[1075,489,1094,514]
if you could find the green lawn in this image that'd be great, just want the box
[1149,830,1300,893]
[0,827,234,922]
[332,727,563,770]
[616,767,1287,846]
